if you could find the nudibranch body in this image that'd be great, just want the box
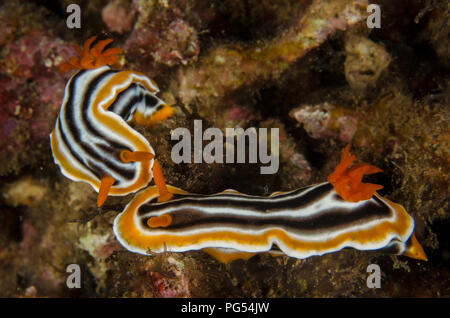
[113,146,427,263]
[50,37,174,206]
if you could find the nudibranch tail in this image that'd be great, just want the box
[403,233,427,261]
[58,36,122,73]
[328,145,384,202]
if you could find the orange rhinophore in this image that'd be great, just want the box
[147,214,173,228]
[152,160,174,203]
[120,150,155,163]
[58,36,122,73]
[97,176,115,207]
[328,144,384,202]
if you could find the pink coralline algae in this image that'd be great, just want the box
[227,104,261,124]
[0,31,75,155]
[156,18,199,66]
[0,89,21,154]
[151,272,189,297]
[102,0,137,34]
[4,32,75,81]
[0,117,21,154]
[289,102,358,143]
[30,79,66,141]
[125,10,199,68]
[144,257,190,297]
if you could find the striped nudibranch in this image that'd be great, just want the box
[50,37,174,206]
[113,146,427,263]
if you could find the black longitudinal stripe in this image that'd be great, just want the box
[63,68,135,181]
[140,197,392,233]
[117,92,142,120]
[145,94,159,107]
[137,183,331,216]
[82,70,142,155]
[110,83,162,121]
[109,83,135,114]
[58,117,122,182]
[57,118,102,179]
[109,83,141,119]
[62,70,129,179]
[95,143,137,170]
[58,118,120,183]
[80,69,136,177]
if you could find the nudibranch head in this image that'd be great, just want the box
[325,145,426,261]
[58,36,122,73]
[328,144,384,202]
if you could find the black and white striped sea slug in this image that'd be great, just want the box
[50,37,174,206]
[113,146,427,263]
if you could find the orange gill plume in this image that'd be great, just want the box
[328,145,384,202]
[58,36,122,73]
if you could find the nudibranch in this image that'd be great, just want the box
[113,145,427,263]
[50,37,174,206]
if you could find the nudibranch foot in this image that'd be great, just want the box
[328,144,384,202]
[202,247,286,264]
[202,248,257,264]
[58,36,122,73]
